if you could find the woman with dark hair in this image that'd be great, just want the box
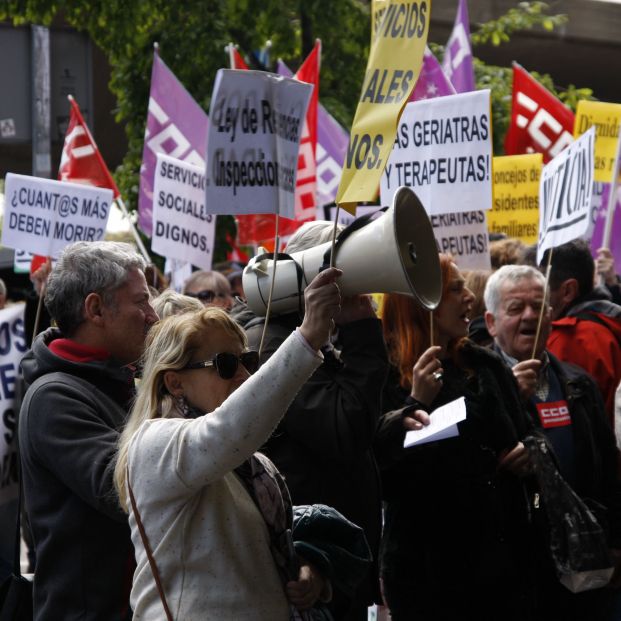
[376,254,536,621]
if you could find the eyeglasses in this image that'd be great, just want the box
[186,290,229,302]
[182,351,260,379]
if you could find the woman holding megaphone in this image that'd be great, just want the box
[114,268,351,620]
[375,254,536,620]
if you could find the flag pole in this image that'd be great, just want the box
[114,196,152,264]
[258,215,280,358]
[602,125,621,250]
[532,248,554,360]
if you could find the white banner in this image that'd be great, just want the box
[430,210,490,270]
[152,154,216,271]
[537,127,595,263]
[205,69,312,220]
[380,90,492,215]
[2,174,112,257]
[0,304,27,507]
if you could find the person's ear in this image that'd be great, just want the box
[484,310,497,338]
[560,278,579,307]
[163,370,184,397]
[84,292,105,326]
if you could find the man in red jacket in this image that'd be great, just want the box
[544,239,621,429]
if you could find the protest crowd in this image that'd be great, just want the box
[3,1,621,620]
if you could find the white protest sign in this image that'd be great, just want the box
[152,154,215,271]
[430,210,491,270]
[380,90,492,215]
[2,174,112,257]
[537,127,595,263]
[206,69,312,220]
[0,304,27,506]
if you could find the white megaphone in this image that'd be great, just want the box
[243,186,442,316]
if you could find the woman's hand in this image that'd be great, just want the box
[286,562,329,611]
[299,268,343,351]
[403,409,431,431]
[498,442,532,478]
[596,247,618,286]
[410,345,444,406]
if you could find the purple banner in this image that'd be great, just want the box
[138,52,209,235]
[590,182,621,273]
[276,60,349,205]
[442,0,476,93]
[410,47,456,101]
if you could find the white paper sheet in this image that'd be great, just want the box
[403,396,467,448]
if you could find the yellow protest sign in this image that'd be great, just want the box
[371,0,389,44]
[489,153,542,244]
[574,100,621,183]
[336,0,430,214]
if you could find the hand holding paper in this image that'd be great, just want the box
[403,396,467,448]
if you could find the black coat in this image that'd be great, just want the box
[19,329,134,621]
[375,341,536,621]
[246,313,388,609]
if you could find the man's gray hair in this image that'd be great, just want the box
[285,220,344,254]
[484,264,546,316]
[45,241,146,336]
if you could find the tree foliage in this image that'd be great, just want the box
[0,0,594,260]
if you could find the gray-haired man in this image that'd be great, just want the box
[19,241,158,620]
[484,264,621,619]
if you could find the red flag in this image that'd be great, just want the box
[225,232,250,263]
[228,44,319,245]
[59,96,120,196]
[292,39,320,218]
[229,45,249,70]
[504,64,574,164]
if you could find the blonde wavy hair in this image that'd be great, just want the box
[114,307,247,511]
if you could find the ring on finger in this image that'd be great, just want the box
[432,371,443,382]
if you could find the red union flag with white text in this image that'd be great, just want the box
[505,64,574,164]
[59,97,120,196]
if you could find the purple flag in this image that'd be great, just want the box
[276,59,349,205]
[410,47,456,101]
[442,0,476,93]
[590,182,621,273]
[138,51,209,235]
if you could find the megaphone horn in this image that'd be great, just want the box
[243,186,442,316]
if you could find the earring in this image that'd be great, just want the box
[175,394,189,417]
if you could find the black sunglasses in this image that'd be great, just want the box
[186,289,228,302]
[182,351,260,379]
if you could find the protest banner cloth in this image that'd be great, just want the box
[336,0,430,213]
[371,0,389,44]
[489,153,542,245]
[410,46,456,102]
[0,303,29,507]
[2,174,112,257]
[60,95,151,262]
[536,127,595,264]
[205,69,312,220]
[380,89,493,215]
[441,0,475,93]
[152,153,216,270]
[505,64,574,164]
[139,47,209,237]
[574,100,621,184]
